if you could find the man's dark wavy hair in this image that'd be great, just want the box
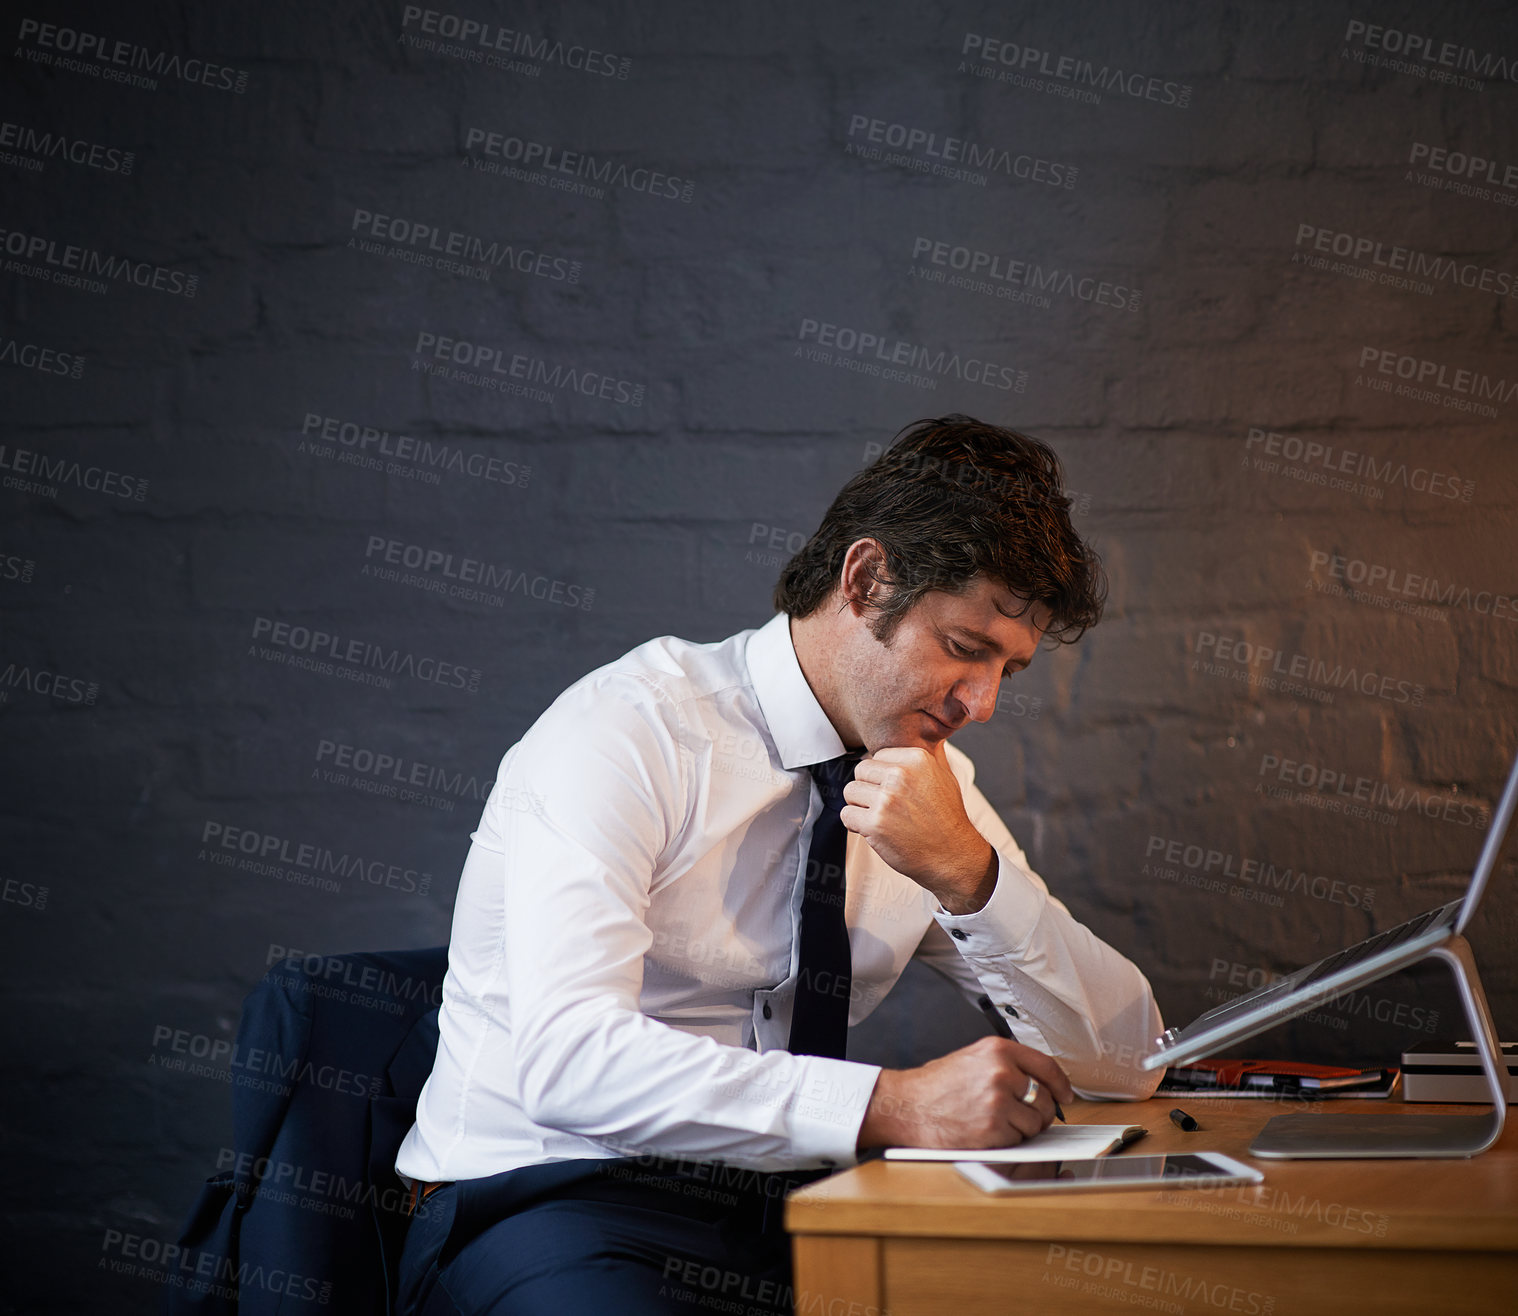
[772,415,1105,644]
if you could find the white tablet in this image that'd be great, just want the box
[955,1151,1263,1195]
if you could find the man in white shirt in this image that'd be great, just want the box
[395,415,1163,1315]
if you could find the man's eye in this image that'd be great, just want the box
[949,641,980,659]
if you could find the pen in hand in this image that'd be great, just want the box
[977,995,1065,1123]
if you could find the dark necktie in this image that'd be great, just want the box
[787,752,861,1060]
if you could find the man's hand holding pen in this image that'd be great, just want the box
[857,1037,1075,1151]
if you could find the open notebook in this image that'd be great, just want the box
[882,1123,1147,1163]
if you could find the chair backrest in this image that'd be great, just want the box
[164,946,448,1316]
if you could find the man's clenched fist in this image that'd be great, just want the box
[841,743,997,914]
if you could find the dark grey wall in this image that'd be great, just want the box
[3,1,1516,1309]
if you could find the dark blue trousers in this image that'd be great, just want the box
[395,1157,830,1316]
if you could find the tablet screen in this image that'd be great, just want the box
[981,1154,1232,1184]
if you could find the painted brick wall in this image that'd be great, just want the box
[2,1,1515,1308]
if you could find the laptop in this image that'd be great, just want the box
[1141,748,1518,1158]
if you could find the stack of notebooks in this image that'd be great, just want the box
[1156,1058,1400,1099]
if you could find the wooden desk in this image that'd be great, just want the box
[786,1096,1518,1315]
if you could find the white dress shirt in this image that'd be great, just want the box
[396,612,1163,1181]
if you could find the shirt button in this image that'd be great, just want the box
[950,929,968,941]
[1004,1004,1019,1018]
[820,1158,837,1168]
[762,1002,772,1019]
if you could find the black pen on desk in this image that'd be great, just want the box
[977,995,1065,1123]
[1169,1107,1200,1133]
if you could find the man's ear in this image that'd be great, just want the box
[839,538,892,617]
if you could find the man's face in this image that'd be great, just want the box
[833,576,1049,752]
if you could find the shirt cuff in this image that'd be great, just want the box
[932,847,1048,957]
[786,1056,882,1167]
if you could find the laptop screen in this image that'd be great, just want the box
[1458,748,1518,934]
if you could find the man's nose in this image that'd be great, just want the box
[953,673,1000,724]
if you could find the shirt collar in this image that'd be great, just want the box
[745,613,848,770]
